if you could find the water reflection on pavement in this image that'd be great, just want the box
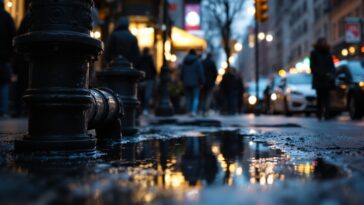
[1,127,343,205]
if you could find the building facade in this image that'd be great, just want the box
[329,0,364,59]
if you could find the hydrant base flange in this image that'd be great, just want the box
[15,137,96,152]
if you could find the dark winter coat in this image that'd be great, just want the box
[202,58,217,89]
[0,7,15,84]
[310,48,335,89]
[0,7,15,63]
[137,54,156,80]
[220,71,241,95]
[181,54,205,87]
[104,18,140,67]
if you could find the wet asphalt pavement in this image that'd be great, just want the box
[0,114,364,205]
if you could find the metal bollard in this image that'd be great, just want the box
[88,88,123,139]
[14,0,103,151]
[97,56,144,136]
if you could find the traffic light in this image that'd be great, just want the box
[255,0,268,22]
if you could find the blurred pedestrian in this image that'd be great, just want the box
[0,1,16,118]
[310,38,335,120]
[234,70,244,113]
[12,13,31,117]
[104,17,140,67]
[137,47,157,115]
[169,67,184,114]
[201,53,217,116]
[181,49,205,116]
[220,67,241,115]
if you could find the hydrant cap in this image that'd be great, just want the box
[108,55,133,70]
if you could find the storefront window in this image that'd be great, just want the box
[4,0,25,27]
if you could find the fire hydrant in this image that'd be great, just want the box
[97,56,145,136]
[13,0,104,151]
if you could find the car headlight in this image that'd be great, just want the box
[248,96,257,105]
[270,93,277,101]
[286,87,292,93]
[359,82,364,87]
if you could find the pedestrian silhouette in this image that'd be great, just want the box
[201,53,218,115]
[0,1,16,118]
[181,49,205,116]
[137,47,157,115]
[310,38,335,120]
[104,17,140,67]
[220,67,241,115]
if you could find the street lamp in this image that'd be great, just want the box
[155,0,174,116]
[247,6,256,16]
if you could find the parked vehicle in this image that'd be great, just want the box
[243,78,269,113]
[270,73,316,116]
[329,60,364,119]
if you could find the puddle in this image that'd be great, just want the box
[250,123,302,128]
[0,129,345,205]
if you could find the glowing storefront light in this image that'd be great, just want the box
[7,1,13,8]
[171,27,206,50]
[129,23,155,49]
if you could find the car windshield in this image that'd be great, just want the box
[348,61,364,76]
[287,74,312,85]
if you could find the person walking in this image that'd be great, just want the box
[137,47,157,115]
[201,53,217,115]
[104,17,140,67]
[310,38,335,120]
[0,1,16,118]
[220,67,241,115]
[181,49,205,116]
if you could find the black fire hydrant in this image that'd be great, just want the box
[14,0,104,151]
[97,56,144,136]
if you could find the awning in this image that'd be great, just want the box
[171,27,207,51]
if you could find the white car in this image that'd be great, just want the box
[270,73,316,115]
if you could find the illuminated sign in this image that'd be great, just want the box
[185,4,200,30]
[345,18,362,43]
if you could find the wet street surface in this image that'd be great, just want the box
[0,115,364,205]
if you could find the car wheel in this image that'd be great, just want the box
[284,99,292,116]
[349,95,362,119]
